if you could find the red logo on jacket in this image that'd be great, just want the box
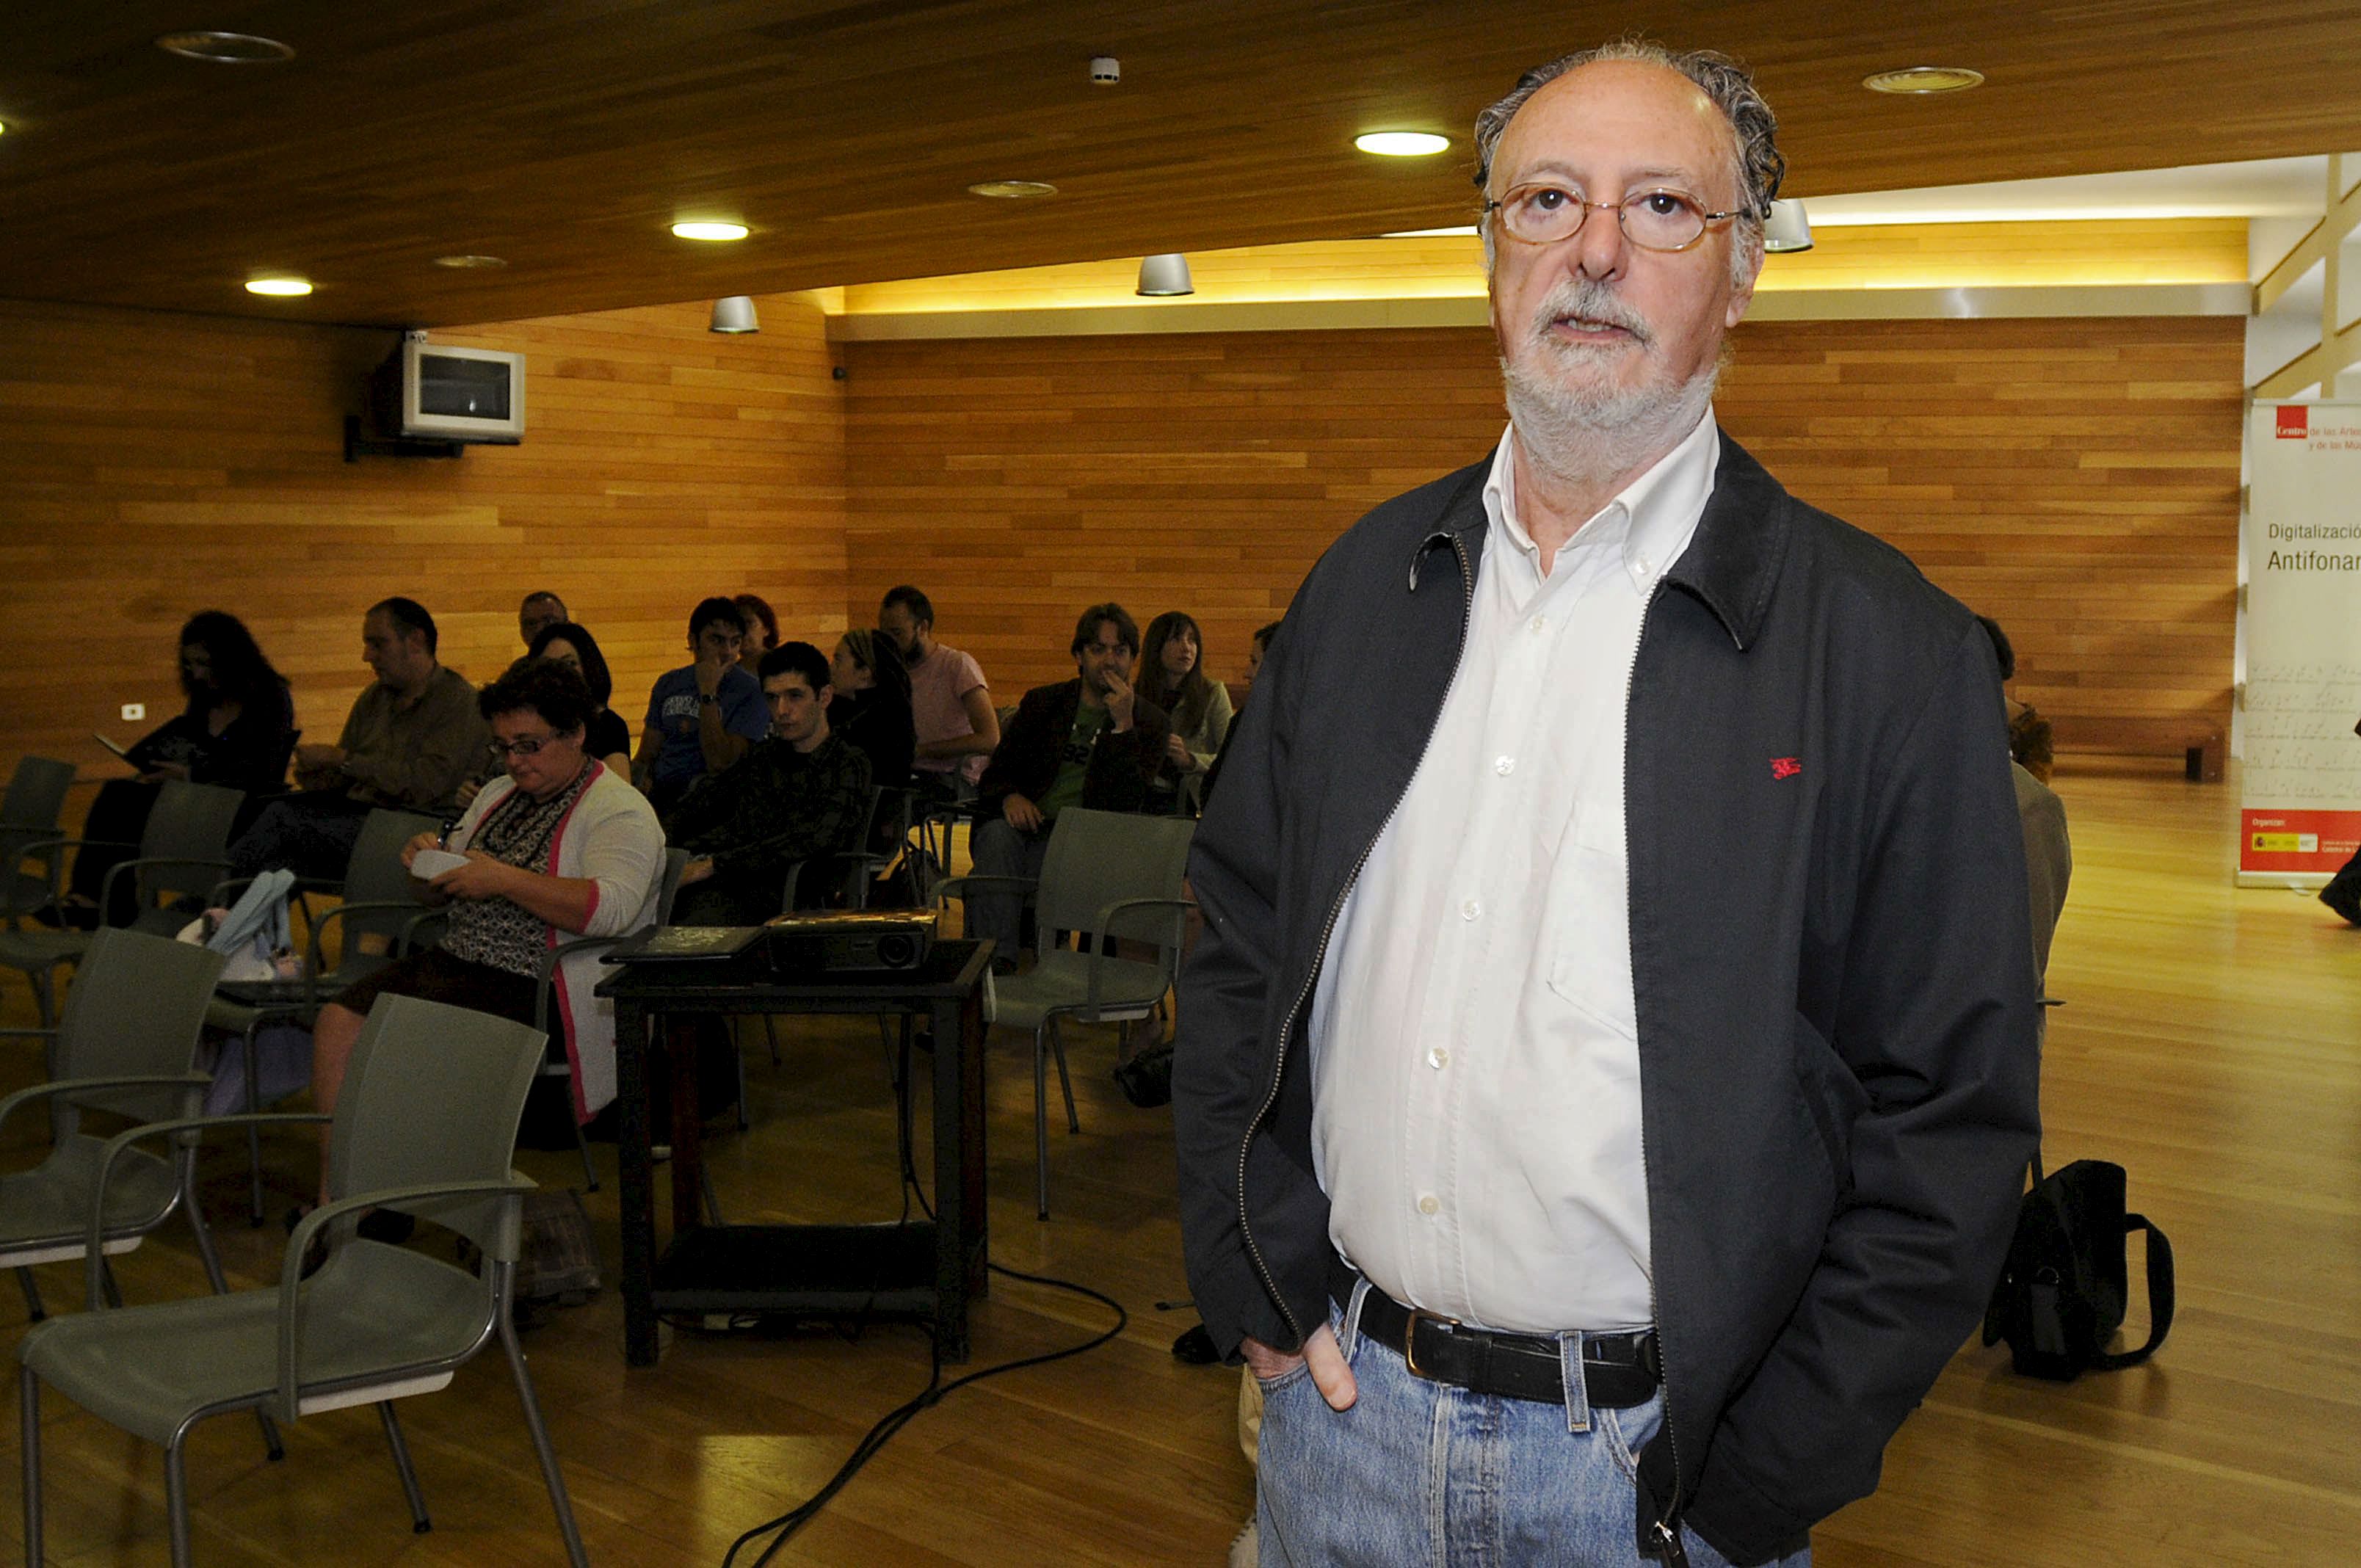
[1770,757,1802,780]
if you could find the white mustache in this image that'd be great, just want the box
[1528,281,1653,346]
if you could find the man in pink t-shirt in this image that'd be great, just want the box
[879,585,1000,798]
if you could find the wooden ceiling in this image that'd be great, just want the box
[1,0,2354,329]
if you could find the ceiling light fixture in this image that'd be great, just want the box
[1863,66,1984,95]
[433,253,507,269]
[968,180,1058,200]
[710,296,760,334]
[156,31,295,63]
[1763,199,1814,253]
[1356,131,1450,157]
[671,220,749,242]
[244,277,312,297]
[1136,254,1194,297]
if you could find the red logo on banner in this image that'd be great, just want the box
[2277,405,2309,439]
[1770,757,1802,780]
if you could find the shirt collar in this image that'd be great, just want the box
[1481,407,1721,587]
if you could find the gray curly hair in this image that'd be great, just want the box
[1472,39,1785,286]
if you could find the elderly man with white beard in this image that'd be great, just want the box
[1172,39,2041,1568]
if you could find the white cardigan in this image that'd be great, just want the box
[453,763,663,1121]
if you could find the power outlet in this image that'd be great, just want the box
[120,703,145,722]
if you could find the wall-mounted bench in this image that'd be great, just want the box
[2048,715,2225,783]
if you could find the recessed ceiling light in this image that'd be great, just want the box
[671,221,749,242]
[433,254,507,269]
[244,277,312,297]
[1356,131,1451,157]
[1863,66,1984,95]
[967,180,1058,200]
[157,31,295,63]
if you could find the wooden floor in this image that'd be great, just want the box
[1,765,2357,1565]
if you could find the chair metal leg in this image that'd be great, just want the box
[21,1365,43,1566]
[16,1266,43,1323]
[1034,1024,1052,1221]
[243,1018,266,1226]
[764,1013,780,1067]
[498,1282,591,1568]
[570,1109,599,1193]
[700,1163,725,1227]
[1048,1016,1079,1134]
[179,1164,285,1459]
[97,1258,123,1310]
[733,1020,750,1132]
[377,1401,432,1533]
[165,1437,193,1568]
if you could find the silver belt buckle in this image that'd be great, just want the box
[1401,1306,1459,1380]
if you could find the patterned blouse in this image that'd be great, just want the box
[441,763,595,976]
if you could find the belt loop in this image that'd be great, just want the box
[1560,1330,1594,1434]
[1340,1276,1371,1362]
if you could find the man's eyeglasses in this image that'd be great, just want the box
[488,734,558,761]
[1483,182,1744,253]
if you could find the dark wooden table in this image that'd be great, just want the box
[596,937,993,1365]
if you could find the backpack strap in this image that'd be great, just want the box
[2091,1213,2174,1371]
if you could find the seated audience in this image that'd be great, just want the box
[518,589,568,648]
[879,584,998,801]
[633,596,770,813]
[1979,614,2055,782]
[228,597,487,880]
[526,621,634,776]
[828,628,918,792]
[310,658,662,1197]
[65,611,297,926]
[967,603,1169,961]
[664,642,874,925]
[734,592,777,675]
[1200,619,1280,812]
[1136,611,1234,815]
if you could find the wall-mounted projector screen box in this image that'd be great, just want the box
[370,340,525,443]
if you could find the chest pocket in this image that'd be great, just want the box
[1541,798,1638,1040]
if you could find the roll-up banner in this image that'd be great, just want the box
[2242,401,2361,885]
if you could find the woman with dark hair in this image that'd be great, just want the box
[62,611,298,925]
[305,658,662,1199]
[734,592,778,675]
[827,627,917,791]
[1135,611,1233,814]
[526,620,634,775]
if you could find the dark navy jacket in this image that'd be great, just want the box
[1173,435,2042,1564]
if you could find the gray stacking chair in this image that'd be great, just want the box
[935,807,1196,1219]
[0,780,244,1031]
[534,845,691,1188]
[205,807,443,1223]
[19,992,588,1568]
[0,928,232,1324]
[0,757,76,932]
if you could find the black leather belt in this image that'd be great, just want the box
[1331,1263,1659,1409]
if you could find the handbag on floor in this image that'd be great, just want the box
[1982,1157,2174,1381]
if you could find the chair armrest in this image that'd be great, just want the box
[278,1175,535,1420]
[1086,897,1197,1015]
[306,899,432,973]
[931,874,1038,910]
[98,855,234,920]
[0,1072,211,1141]
[533,934,633,1028]
[86,1108,326,1307]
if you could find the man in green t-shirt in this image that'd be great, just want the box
[968,603,1171,962]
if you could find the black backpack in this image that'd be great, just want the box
[1982,1158,2175,1381]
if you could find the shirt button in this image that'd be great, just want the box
[1493,755,1514,777]
[1459,899,1481,921]
[1528,615,1547,634]
[1427,1046,1449,1070]
[1418,1194,1440,1216]
[1635,554,1654,576]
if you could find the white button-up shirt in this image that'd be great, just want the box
[1308,410,1720,1334]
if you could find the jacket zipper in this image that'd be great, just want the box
[1236,530,1478,1343]
[1628,576,1689,1568]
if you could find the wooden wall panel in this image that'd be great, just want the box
[842,318,2241,738]
[0,294,846,786]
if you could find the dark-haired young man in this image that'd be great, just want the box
[518,589,568,647]
[633,595,772,813]
[228,596,488,879]
[664,642,875,925]
[964,603,1170,960]
[879,584,999,799]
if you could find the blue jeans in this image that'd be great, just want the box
[1255,1285,1809,1568]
